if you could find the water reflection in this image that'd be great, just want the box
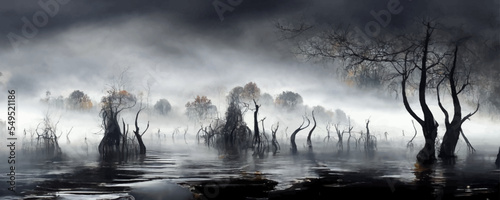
[4,145,499,199]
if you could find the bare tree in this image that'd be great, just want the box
[364,120,376,157]
[98,88,136,158]
[271,122,280,155]
[278,21,444,164]
[407,120,418,151]
[306,110,317,150]
[334,123,344,153]
[290,116,310,154]
[252,99,261,149]
[199,94,252,157]
[495,147,500,168]
[345,119,354,154]
[133,108,149,155]
[437,44,479,158]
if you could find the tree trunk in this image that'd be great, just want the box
[437,45,478,159]
[495,147,500,168]
[416,120,438,165]
[253,100,260,148]
[133,109,148,155]
[306,111,316,150]
[99,110,122,157]
[400,23,438,165]
[135,132,146,155]
[271,123,280,155]
[252,100,262,157]
[290,117,310,154]
[439,126,461,158]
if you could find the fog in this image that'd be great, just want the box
[0,0,498,163]
[0,0,499,199]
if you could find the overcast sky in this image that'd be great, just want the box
[1,0,498,94]
[0,0,499,144]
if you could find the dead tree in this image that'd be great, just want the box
[324,122,332,144]
[133,109,149,155]
[437,44,479,159]
[98,87,136,158]
[407,120,418,151]
[252,99,268,157]
[256,117,269,157]
[121,119,129,158]
[271,122,280,155]
[306,110,317,150]
[334,124,344,153]
[253,99,261,149]
[345,119,354,154]
[364,120,376,157]
[278,21,443,164]
[183,127,189,144]
[495,147,500,168]
[34,114,65,159]
[200,96,252,156]
[290,116,310,154]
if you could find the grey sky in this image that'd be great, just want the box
[0,0,498,106]
[0,0,499,148]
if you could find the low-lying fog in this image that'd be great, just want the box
[0,11,499,161]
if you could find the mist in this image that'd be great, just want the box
[1,0,499,199]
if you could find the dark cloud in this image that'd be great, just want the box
[1,0,498,100]
[1,0,497,45]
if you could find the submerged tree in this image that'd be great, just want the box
[334,123,344,153]
[437,43,480,159]
[271,122,280,155]
[133,108,149,154]
[252,99,264,157]
[199,93,252,157]
[306,110,317,150]
[278,21,453,164]
[290,116,310,154]
[363,120,376,157]
[32,113,68,160]
[99,89,136,158]
[98,83,149,159]
[495,147,500,168]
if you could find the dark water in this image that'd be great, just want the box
[1,142,499,200]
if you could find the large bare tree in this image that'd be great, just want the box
[278,21,457,164]
[436,43,479,159]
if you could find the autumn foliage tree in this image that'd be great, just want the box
[66,90,93,110]
[241,82,261,101]
[99,89,137,158]
[275,91,303,111]
[186,95,217,121]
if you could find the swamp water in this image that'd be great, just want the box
[1,141,499,200]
